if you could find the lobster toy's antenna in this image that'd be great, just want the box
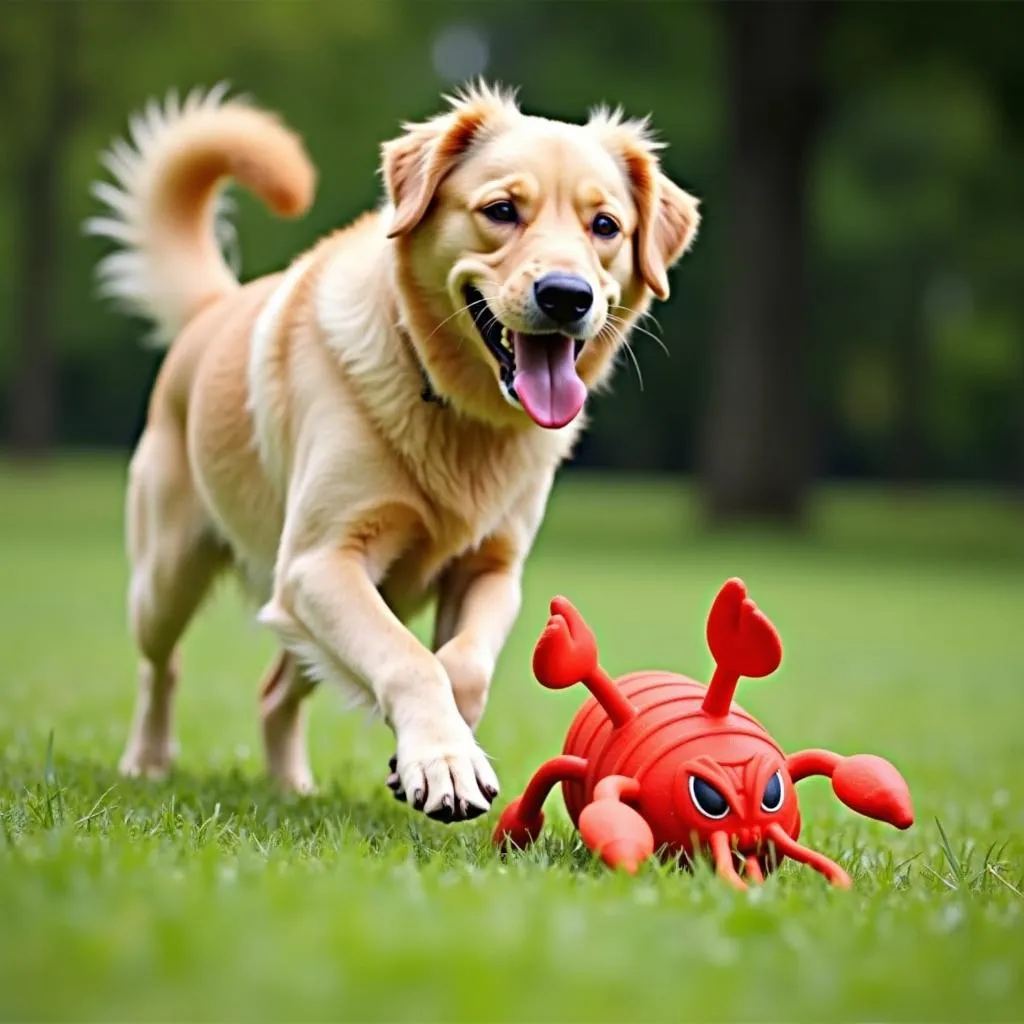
[702,578,782,717]
[532,597,637,728]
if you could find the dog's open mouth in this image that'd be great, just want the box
[465,286,586,430]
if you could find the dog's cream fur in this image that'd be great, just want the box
[87,83,699,820]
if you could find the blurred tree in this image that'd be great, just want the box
[4,4,82,456]
[0,0,1021,493]
[815,2,1024,486]
[700,0,832,522]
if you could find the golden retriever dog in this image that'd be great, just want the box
[86,82,699,822]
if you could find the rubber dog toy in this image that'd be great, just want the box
[493,579,913,889]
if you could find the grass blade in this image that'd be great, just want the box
[934,818,964,883]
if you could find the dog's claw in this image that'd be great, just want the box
[462,799,488,821]
[427,794,456,823]
[386,754,408,801]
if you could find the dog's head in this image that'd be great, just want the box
[383,83,700,430]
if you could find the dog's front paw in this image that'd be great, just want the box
[393,719,499,824]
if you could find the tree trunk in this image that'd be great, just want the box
[8,6,78,458]
[890,263,930,482]
[1016,335,1024,494]
[700,0,832,523]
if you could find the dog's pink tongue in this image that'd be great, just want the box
[512,333,586,429]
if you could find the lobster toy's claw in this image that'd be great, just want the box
[833,754,914,830]
[533,597,599,690]
[787,750,915,830]
[706,578,782,680]
[578,777,655,874]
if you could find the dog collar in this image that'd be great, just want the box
[419,366,448,408]
[397,325,448,408]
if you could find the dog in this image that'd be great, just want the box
[86,82,700,822]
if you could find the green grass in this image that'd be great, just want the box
[2,459,1023,1022]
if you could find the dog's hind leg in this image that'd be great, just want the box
[121,425,228,779]
[259,650,317,794]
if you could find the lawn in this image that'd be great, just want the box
[1,459,1022,1022]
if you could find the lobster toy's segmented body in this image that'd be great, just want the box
[494,579,914,889]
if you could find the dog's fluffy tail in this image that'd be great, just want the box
[85,84,316,345]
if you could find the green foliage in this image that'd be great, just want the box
[0,1,1022,478]
[1,462,1023,1020]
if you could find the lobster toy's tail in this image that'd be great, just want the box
[702,579,782,717]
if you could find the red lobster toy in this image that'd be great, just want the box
[493,579,913,889]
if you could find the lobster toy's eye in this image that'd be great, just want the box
[761,769,785,813]
[689,775,730,820]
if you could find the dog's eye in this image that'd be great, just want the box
[482,201,519,225]
[689,775,730,820]
[591,213,620,239]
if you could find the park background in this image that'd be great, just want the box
[4,0,1024,505]
[1,2,1023,1022]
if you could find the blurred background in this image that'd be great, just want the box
[2,0,1023,522]
[2,7,1024,1018]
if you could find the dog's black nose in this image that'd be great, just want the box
[534,273,594,325]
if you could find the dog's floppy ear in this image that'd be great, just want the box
[634,168,701,301]
[590,109,700,301]
[383,82,519,239]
